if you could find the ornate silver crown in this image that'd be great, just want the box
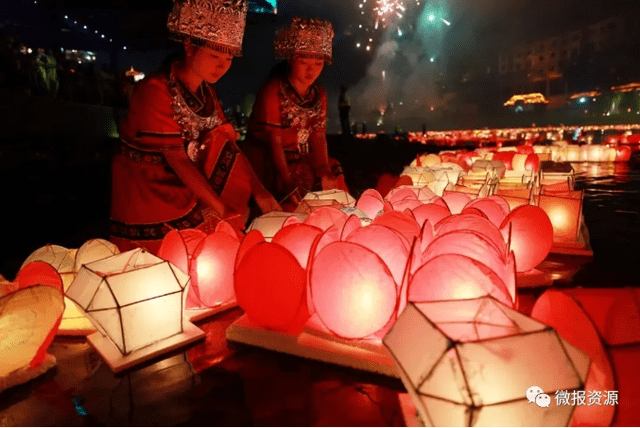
[167,0,248,57]
[274,18,334,64]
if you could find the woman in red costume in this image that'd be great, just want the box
[243,18,349,209]
[110,0,280,254]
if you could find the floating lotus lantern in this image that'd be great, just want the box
[384,297,590,427]
[246,211,308,241]
[310,242,397,339]
[356,189,385,219]
[401,166,436,187]
[0,262,65,393]
[66,248,203,372]
[532,290,615,427]
[500,205,553,272]
[234,242,307,333]
[470,160,506,178]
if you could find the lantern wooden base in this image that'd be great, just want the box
[0,354,57,394]
[226,314,398,378]
[516,269,554,288]
[57,319,97,336]
[549,216,593,257]
[185,300,237,323]
[87,321,205,374]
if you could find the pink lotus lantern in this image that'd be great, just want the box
[435,214,507,258]
[384,297,590,427]
[310,242,397,339]
[441,192,472,214]
[356,189,385,219]
[500,205,553,272]
[412,203,451,228]
[158,229,207,277]
[423,231,516,305]
[408,254,512,307]
[463,198,509,228]
[304,207,348,231]
[235,243,307,332]
[0,263,65,393]
[532,290,615,427]
[371,211,421,244]
[272,224,323,269]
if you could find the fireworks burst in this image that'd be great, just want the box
[373,0,406,29]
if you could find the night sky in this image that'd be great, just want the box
[2,0,631,129]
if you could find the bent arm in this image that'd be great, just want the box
[162,147,227,217]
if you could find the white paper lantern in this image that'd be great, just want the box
[21,244,75,287]
[384,297,590,427]
[66,248,190,355]
[401,167,436,187]
[246,211,308,242]
[303,189,356,207]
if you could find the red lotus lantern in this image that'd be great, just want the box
[235,243,307,332]
[525,153,540,171]
[310,242,397,339]
[340,215,363,240]
[500,205,553,272]
[235,230,265,271]
[158,229,207,278]
[304,207,348,232]
[532,290,615,427]
[492,151,516,169]
[408,254,512,307]
[435,214,507,258]
[189,232,241,307]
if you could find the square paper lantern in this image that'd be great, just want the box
[303,189,356,207]
[384,297,590,427]
[66,249,203,371]
[294,199,345,214]
[537,192,583,242]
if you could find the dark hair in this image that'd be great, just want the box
[268,60,290,79]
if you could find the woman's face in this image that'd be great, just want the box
[289,58,324,87]
[186,45,233,84]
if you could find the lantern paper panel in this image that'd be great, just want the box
[246,211,308,241]
[401,167,436,187]
[303,189,356,207]
[537,194,582,242]
[21,244,75,287]
[66,249,189,356]
[384,298,590,427]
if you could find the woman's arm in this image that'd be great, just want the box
[162,147,227,217]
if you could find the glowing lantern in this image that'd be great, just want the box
[356,189,385,219]
[532,291,615,427]
[340,214,363,240]
[471,160,506,178]
[247,211,308,241]
[384,297,590,427]
[74,239,120,271]
[463,198,508,228]
[420,153,441,166]
[303,207,348,231]
[401,166,436,187]
[616,146,632,162]
[21,244,75,288]
[492,151,516,169]
[423,231,516,305]
[158,229,207,277]
[235,243,306,332]
[66,248,192,356]
[559,287,640,346]
[188,232,240,308]
[346,224,410,287]
[0,263,65,393]
[511,153,529,171]
[303,189,356,207]
[412,203,451,228]
[272,223,323,269]
[371,211,421,244]
[435,214,507,258]
[386,187,419,204]
[537,192,582,242]
[295,199,345,213]
[524,153,540,171]
[442,192,472,215]
[310,242,397,339]
[234,230,265,270]
[408,254,512,307]
[500,205,553,272]
[391,197,423,212]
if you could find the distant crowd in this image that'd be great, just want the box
[0,32,134,109]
